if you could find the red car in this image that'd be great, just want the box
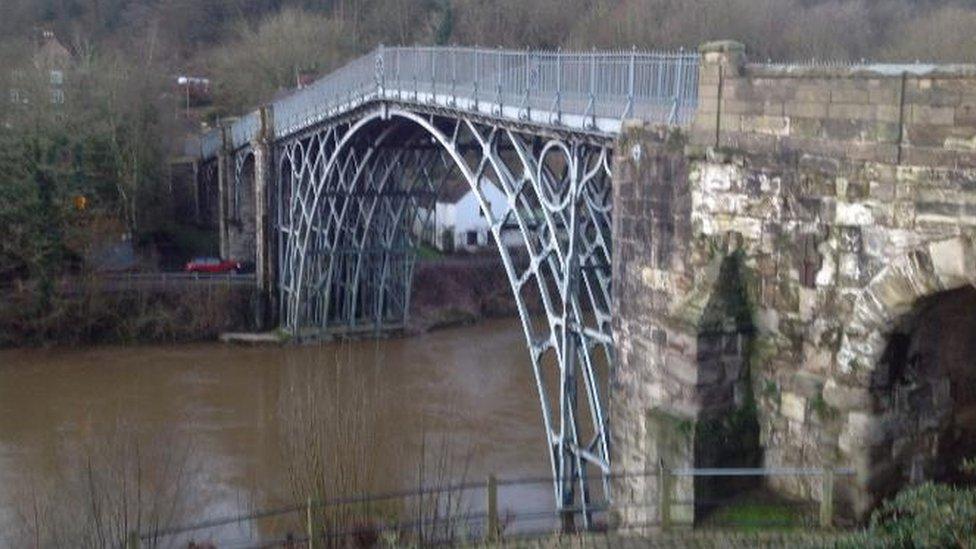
[184,257,242,274]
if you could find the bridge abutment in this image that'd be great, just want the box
[612,41,976,527]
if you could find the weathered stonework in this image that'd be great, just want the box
[613,41,976,527]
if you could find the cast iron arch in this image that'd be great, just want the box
[276,106,614,524]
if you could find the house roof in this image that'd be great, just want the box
[438,178,473,204]
[437,178,505,204]
[33,30,72,70]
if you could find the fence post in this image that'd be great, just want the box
[485,474,499,541]
[126,531,140,549]
[820,468,835,529]
[306,496,315,549]
[659,463,672,531]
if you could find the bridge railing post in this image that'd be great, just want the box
[669,47,686,126]
[376,44,385,99]
[430,47,436,103]
[522,47,530,119]
[626,45,637,119]
[451,45,457,105]
[555,48,562,124]
[587,47,596,128]
[496,47,503,115]
[473,47,480,110]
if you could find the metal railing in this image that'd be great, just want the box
[128,466,854,547]
[216,46,699,153]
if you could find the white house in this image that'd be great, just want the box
[416,179,523,252]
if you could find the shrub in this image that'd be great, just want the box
[837,482,976,548]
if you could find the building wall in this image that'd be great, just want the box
[425,182,512,252]
[613,41,976,527]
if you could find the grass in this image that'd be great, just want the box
[703,502,807,531]
[416,244,444,260]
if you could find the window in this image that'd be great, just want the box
[49,70,63,86]
[466,230,478,246]
[50,88,64,105]
[8,88,20,104]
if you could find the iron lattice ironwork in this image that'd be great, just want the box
[207,45,700,526]
[275,107,613,524]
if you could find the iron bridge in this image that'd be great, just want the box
[191,46,700,527]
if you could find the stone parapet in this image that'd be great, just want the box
[692,42,976,169]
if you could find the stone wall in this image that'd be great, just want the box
[613,41,976,527]
[692,40,976,169]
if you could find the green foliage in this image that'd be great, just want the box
[837,482,976,548]
[810,390,838,421]
[761,379,780,403]
[962,458,976,478]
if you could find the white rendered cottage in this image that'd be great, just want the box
[417,179,521,252]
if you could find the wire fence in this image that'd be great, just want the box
[131,467,855,548]
[196,46,699,155]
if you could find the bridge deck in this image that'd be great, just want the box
[186,46,699,157]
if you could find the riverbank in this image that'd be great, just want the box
[0,256,527,348]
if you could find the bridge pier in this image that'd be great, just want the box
[252,106,276,329]
[217,123,232,262]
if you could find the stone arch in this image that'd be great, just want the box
[839,236,976,375]
[647,238,764,524]
[834,235,976,516]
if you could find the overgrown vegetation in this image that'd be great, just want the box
[11,422,198,548]
[278,356,473,546]
[0,283,253,347]
[836,457,976,548]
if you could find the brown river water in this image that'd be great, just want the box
[0,318,560,545]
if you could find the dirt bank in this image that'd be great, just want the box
[408,256,537,333]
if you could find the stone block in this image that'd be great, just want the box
[905,84,961,108]
[781,392,807,423]
[928,236,975,288]
[823,379,871,411]
[786,101,828,119]
[740,114,790,136]
[839,411,888,452]
[830,87,870,104]
[910,105,955,126]
[956,101,976,125]
[869,179,896,201]
[828,103,877,121]
[835,202,875,226]
[906,124,976,148]
[791,117,824,140]
[724,100,765,115]
[868,85,900,105]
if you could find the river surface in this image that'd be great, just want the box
[0,319,560,545]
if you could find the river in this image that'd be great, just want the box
[0,318,560,545]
